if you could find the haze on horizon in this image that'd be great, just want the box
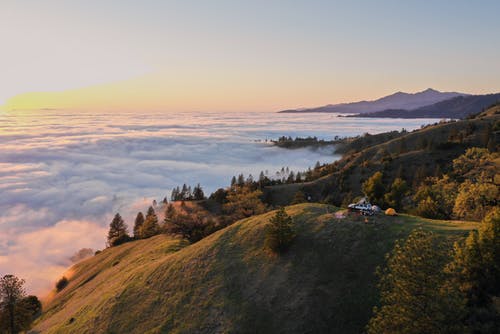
[1,0,500,112]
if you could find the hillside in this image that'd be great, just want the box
[33,204,477,334]
[279,88,466,114]
[354,93,500,119]
[265,107,499,206]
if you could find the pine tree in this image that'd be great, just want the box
[193,183,205,200]
[367,229,466,333]
[295,171,302,183]
[142,206,159,238]
[171,186,180,201]
[237,174,245,187]
[133,212,145,239]
[265,207,296,253]
[447,208,500,332]
[107,213,130,246]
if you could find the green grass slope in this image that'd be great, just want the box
[34,204,478,334]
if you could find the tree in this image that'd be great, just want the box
[192,183,205,200]
[453,180,498,221]
[413,176,458,219]
[222,188,267,222]
[265,207,296,254]
[164,211,207,243]
[362,171,385,205]
[133,212,145,239]
[384,178,408,210]
[367,230,466,334]
[447,208,500,332]
[0,275,40,334]
[171,186,180,201]
[142,206,160,238]
[107,213,130,247]
[452,147,493,181]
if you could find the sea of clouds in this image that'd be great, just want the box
[0,110,436,293]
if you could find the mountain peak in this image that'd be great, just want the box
[421,88,439,93]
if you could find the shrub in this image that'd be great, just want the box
[55,276,69,292]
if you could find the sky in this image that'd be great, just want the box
[1,0,500,111]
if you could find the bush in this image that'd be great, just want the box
[55,276,69,292]
[265,207,296,254]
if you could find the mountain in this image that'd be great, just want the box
[353,93,500,119]
[279,88,467,114]
[33,204,477,334]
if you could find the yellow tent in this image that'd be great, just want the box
[385,208,397,216]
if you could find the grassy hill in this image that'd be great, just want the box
[34,204,478,334]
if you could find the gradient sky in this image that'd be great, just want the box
[1,0,499,112]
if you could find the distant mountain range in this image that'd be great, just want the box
[279,88,468,114]
[353,93,500,119]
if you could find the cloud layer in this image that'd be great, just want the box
[0,110,434,294]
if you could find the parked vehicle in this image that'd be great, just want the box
[348,197,375,216]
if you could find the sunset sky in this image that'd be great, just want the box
[1,0,500,112]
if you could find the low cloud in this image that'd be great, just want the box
[0,110,432,294]
[0,220,107,294]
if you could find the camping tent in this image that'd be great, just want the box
[385,208,397,216]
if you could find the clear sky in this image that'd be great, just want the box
[1,0,499,112]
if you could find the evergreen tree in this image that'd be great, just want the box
[107,213,130,247]
[367,230,466,334]
[181,184,188,200]
[142,206,160,238]
[171,186,180,201]
[193,183,205,200]
[231,176,237,187]
[447,208,500,332]
[237,174,245,187]
[133,212,145,239]
[164,203,176,224]
[295,171,302,183]
[265,207,296,254]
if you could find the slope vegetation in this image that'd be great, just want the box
[34,204,477,334]
[265,107,499,206]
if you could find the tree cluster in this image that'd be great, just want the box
[170,183,205,201]
[360,148,498,222]
[368,208,500,333]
